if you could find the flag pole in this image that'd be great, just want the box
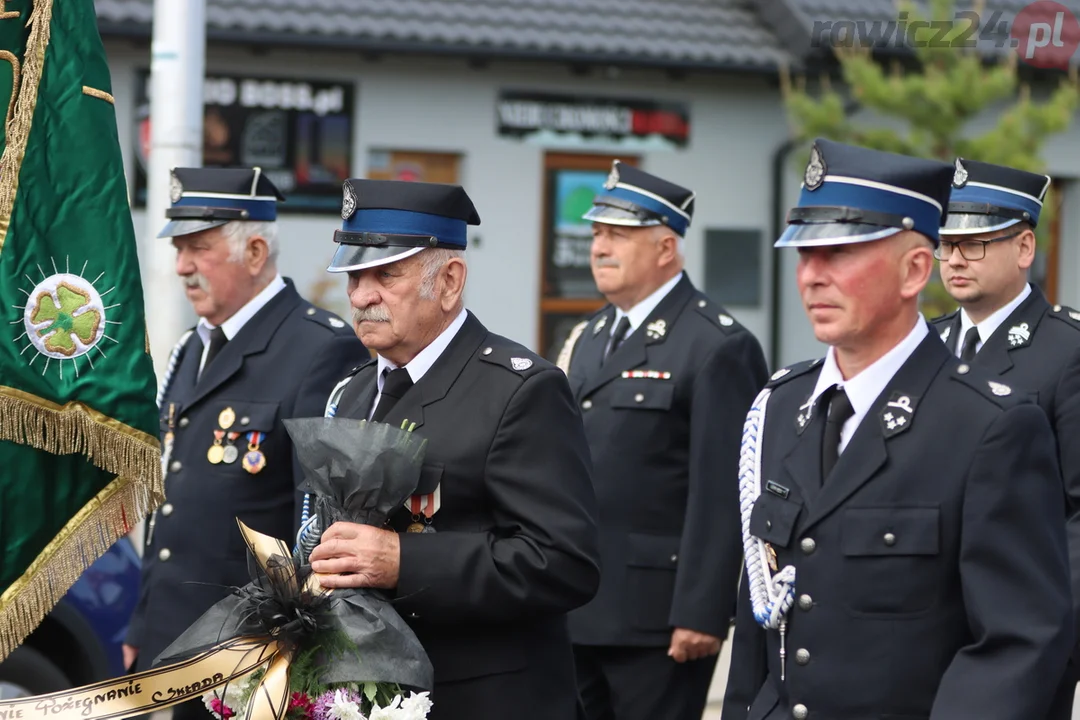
[143,0,205,378]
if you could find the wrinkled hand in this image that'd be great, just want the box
[309,522,400,589]
[668,628,722,663]
[122,644,137,671]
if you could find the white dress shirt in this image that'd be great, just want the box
[809,316,929,454]
[610,271,683,340]
[956,283,1032,357]
[196,274,286,375]
[369,307,468,420]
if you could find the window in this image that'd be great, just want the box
[537,153,638,359]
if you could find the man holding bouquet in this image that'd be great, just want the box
[307,178,602,720]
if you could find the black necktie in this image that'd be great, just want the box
[371,367,414,422]
[604,316,632,362]
[821,386,855,482]
[960,326,980,362]
[202,327,228,374]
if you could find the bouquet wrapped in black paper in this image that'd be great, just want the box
[155,417,434,720]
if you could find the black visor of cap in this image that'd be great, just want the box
[941,202,1031,234]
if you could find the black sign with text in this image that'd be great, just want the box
[133,71,354,213]
[497,91,690,146]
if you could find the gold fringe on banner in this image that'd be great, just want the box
[0,387,163,660]
[0,473,161,659]
[0,387,161,483]
[0,0,54,253]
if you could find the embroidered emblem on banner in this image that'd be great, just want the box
[15,259,120,380]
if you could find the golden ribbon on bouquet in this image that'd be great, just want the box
[0,521,327,720]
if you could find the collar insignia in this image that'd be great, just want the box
[881,393,916,438]
[645,319,667,340]
[939,326,951,343]
[593,315,608,335]
[1007,322,1031,347]
[804,144,826,191]
[795,395,816,434]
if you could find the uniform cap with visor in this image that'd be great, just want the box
[776,138,953,248]
[327,179,481,273]
[158,166,285,239]
[583,161,695,237]
[942,158,1050,236]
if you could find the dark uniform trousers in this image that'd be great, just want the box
[334,311,601,720]
[559,273,769,720]
[932,286,1080,719]
[124,280,366,720]
[723,330,1074,720]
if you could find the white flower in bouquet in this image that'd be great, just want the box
[400,692,433,720]
[327,688,367,720]
[366,695,402,720]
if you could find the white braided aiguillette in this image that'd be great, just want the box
[739,387,796,630]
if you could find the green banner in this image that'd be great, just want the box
[0,0,162,658]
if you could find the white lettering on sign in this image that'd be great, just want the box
[498,100,632,134]
[202,77,346,116]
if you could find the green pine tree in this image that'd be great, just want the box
[782,0,1079,316]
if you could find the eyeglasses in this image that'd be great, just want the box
[933,229,1024,261]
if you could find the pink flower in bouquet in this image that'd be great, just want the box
[208,697,235,720]
[289,692,315,719]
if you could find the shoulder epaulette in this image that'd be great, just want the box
[691,295,741,335]
[1047,304,1080,331]
[950,362,1026,408]
[301,304,351,332]
[477,341,547,379]
[765,357,823,389]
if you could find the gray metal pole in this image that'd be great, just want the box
[143,0,205,378]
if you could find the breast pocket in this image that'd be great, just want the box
[841,507,941,616]
[749,491,803,549]
[610,383,674,411]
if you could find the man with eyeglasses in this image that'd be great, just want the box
[931,157,1080,719]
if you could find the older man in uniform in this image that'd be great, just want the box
[930,158,1080,718]
[722,139,1073,720]
[123,168,365,715]
[554,161,768,720]
[306,179,601,720]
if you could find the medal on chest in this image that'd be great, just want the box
[242,431,266,474]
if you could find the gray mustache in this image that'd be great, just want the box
[352,306,391,323]
[593,258,620,268]
[182,273,210,291]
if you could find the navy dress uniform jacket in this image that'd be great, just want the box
[559,273,769,645]
[932,287,1080,641]
[126,279,367,670]
[723,330,1074,720]
[334,311,601,720]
